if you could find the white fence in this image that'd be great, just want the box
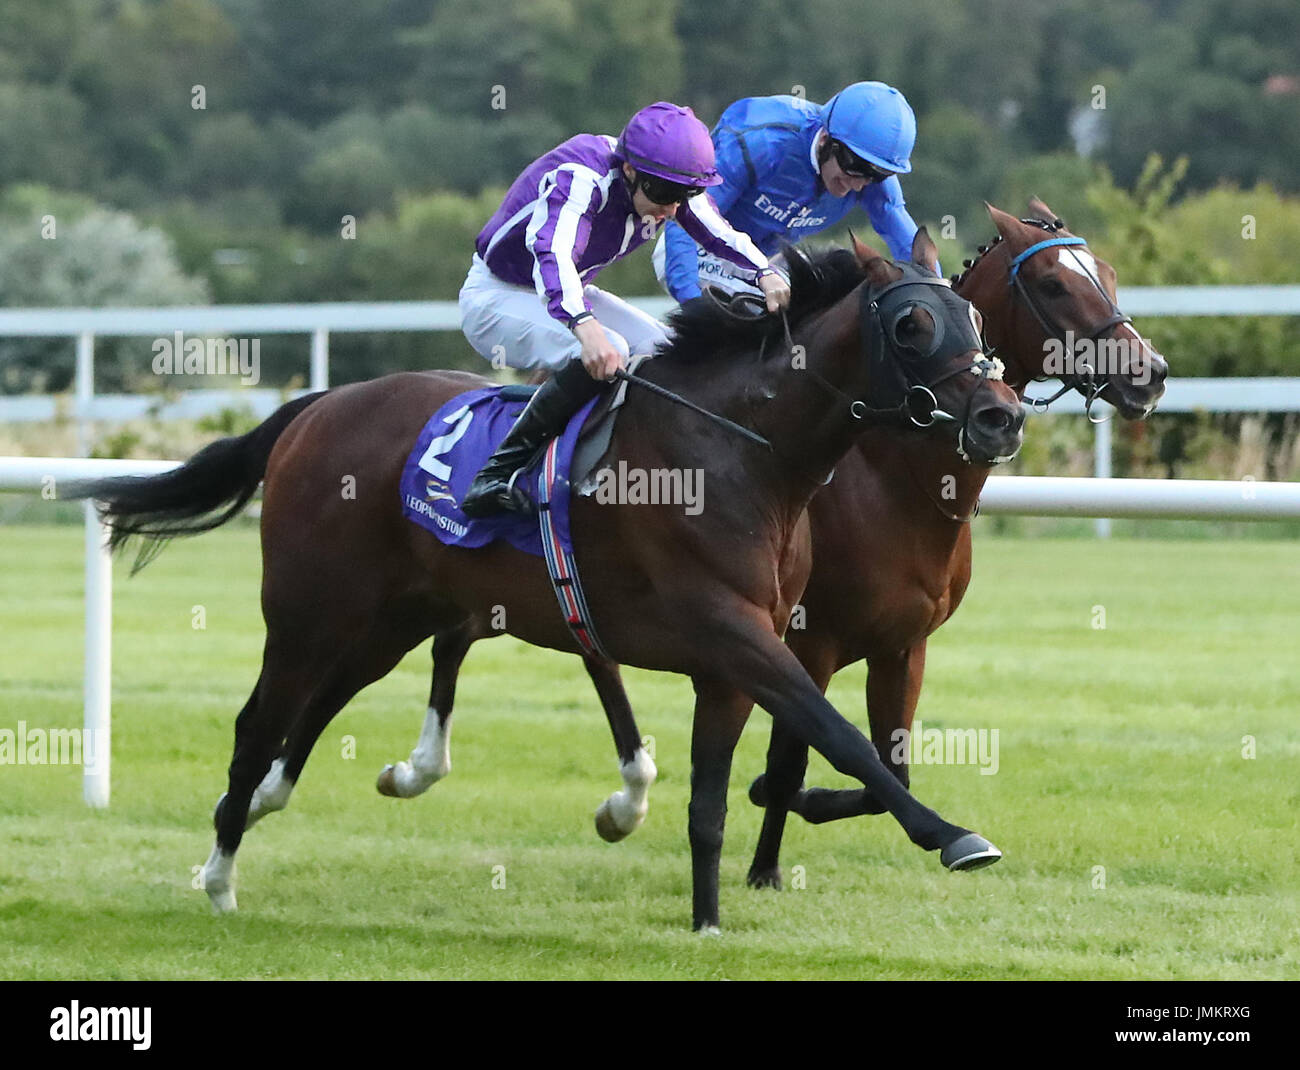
[4,288,1299,474]
[5,289,1300,543]
[3,286,1300,437]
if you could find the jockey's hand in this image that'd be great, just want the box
[573,318,625,381]
[758,271,792,313]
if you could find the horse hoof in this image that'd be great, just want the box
[376,765,400,797]
[207,886,238,914]
[746,867,782,890]
[941,832,1003,871]
[695,924,722,937]
[594,799,630,843]
[748,775,769,807]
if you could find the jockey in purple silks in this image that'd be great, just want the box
[458,101,791,518]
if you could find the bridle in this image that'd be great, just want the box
[787,260,1008,459]
[617,259,1010,467]
[1002,219,1132,423]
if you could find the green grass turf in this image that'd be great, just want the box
[0,521,1296,979]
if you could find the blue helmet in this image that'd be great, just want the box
[822,81,916,174]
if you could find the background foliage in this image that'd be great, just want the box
[0,0,1297,394]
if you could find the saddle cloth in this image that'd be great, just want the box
[398,359,646,557]
[399,385,597,556]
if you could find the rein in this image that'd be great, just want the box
[771,302,967,431]
[612,367,773,450]
[613,261,1003,462]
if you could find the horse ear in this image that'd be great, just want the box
[1028,195,1063,227]
[910,226,940,276]
[985,202,1023,243]
[862,253,902,290]
[848,228,882,269]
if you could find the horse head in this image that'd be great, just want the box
[957,199,1168,421]
[828,227,1025,466]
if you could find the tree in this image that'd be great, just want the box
[1087,156,1300,377]
[0,188,210,393]
[405,0,683,134]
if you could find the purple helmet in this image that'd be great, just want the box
[615,102,723,187]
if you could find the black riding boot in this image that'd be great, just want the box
[459,359,604,518]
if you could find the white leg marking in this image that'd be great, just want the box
[595,748,657,840]
[246,758,293,827]
[377,709,451,798]
[200,843,238,914]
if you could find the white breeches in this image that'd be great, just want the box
[459,254,670,371]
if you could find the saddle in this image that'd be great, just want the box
[545,353,650,495]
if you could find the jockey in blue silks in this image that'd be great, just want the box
[654,81,934,302]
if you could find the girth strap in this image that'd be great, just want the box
[537,437,611,661]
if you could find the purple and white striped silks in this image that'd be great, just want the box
[475,134,769,325]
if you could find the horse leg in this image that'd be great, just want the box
[201,635,336,913]
[239,626,470,826]
[745,722,807,890]
[688,675,753,932]
[749,643,929,836]
[745,645,835,890]
[202,605,442,912]
[245,744,293,828]
[707,614,997,881]
[585,657,656,843]
[866,642,925,790]
[376,623,477,798]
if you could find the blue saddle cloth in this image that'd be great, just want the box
[399,386,600,557]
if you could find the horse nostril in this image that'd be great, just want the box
[974,406,1016,433]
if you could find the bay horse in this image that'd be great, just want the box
[377,198,1167,895]
[76,229,1025,929]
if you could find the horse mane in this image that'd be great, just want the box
[656,245,866,365]
[950,233,1004,288]
[950,216,1062,287]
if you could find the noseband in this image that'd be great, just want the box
[1005,219,1132,422]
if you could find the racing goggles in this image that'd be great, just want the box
[636,172,706,206]
[830,140,893,183]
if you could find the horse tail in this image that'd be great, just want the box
[72,391,328,573]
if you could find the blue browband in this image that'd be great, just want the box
[1007,236,1089,280]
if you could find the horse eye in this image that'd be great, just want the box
[893,315,919,347]
[1039,277,1067,297]
[892,307,934,354]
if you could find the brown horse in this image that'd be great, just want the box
[740,199,1167,887]
[75,229,1025,929]
[378,198,1167,896]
